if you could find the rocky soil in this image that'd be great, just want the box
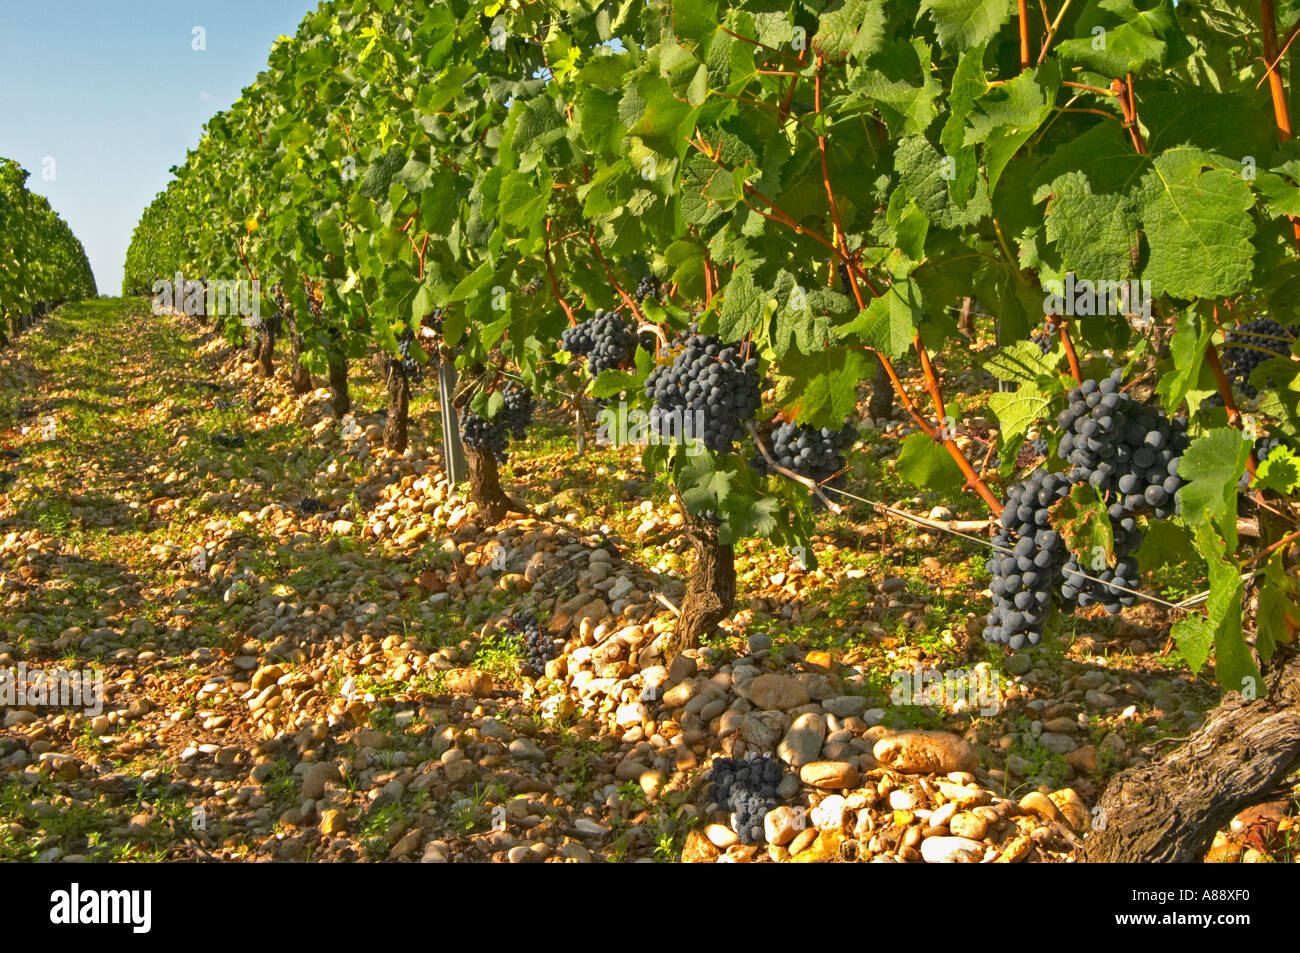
[0,300,1294,863]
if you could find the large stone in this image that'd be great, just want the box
[1036,731,1077,754]
[920,836,985,863]
[799,760,860,790]
[740,711,786,749]
[301,762,342,800]
[1048,788,1090,832]
[748,673,810,711]
[681,830,721,863]
[445,669,493,697]
[822,695,868,718]
[778,712,826,767]
[763,805,802,847]
[706,824,739,849]
[1019,791,1063,823]
[873,730,978,774]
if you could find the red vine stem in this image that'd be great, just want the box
[1017,0,1033,68]
[1057,318,1083,383]
[1260,0,1300,256]
[587,230,644,323]
[544,219,577,326]
[809,58,1000,512]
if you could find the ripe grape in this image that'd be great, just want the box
[635,275,661,302]
[707,755,787,845]
[499,382,534,439]
[1221,318,1297,397]
[986,369,1191,648]
[644,333,761,453]
[396,328,423,383]
[561,310,634,378]
[504,610,555,675]
[460,410,509,463]
[750,420,856,507]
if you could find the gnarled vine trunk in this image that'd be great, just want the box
[1079,648,1300,862]
[257,326,276,378]
[667,499,736,657]
[285,308,313,393]
[383,356,409,453]
[467,448,514,524]
[326,348,349,417]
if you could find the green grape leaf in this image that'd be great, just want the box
[984,340,1058,385]
[1134,148,1256,299]
[919,0,1013,51]
[896,431,964,492]
[1169,614,1214,677]
[1252,445,1300,494]
[988,386,1052,443]
[1177,428,1252,536]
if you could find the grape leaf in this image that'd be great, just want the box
[919,0,1013,52]
[1253,445,1300,494]
[984,340,1058,385]
[1176,428,1252,537]
[1134,148,1256,299]
[1169,614,1213,677]
[988,386,1052,443]
[896,431,964,492]
[1049,484,1115,565]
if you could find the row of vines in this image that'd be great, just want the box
[0,157,97,343]
[124,0,1300,861]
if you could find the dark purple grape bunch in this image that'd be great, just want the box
[750,421,856,508]
[1221,318,1297,398]
[396,328,424,383]
[708,756,787,845]
[561,310,634,378]
[645,333,761,453]
[635,275,661,302]
[1030,318,1058,356]
[499,382,534,439]
[461,411,509,462]
[504,610,556,675]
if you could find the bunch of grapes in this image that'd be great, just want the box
[1029,318,1058,356]
[499,382,534,439]
[520,277,544,296]
[396,329,423,383]
[645,333,761,452]
[984,469,1073,649]
[504,610,555,674]
[984,370,1191,649]
[750,421,856,507]
[422,308,444,336]
[635,275,661,302]
[560,310,634,378]
[299,497,329,516]
[707,755,787,845]
[1222,318,1297,398]
[460,410,509,462]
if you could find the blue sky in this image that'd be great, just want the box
[0,0,317,294]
